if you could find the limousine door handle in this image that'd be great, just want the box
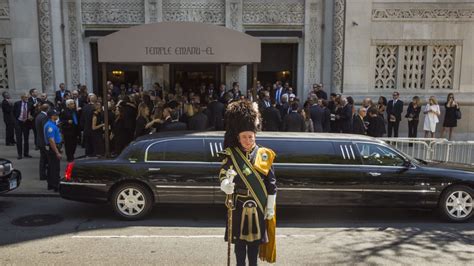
[148,168,161,171]
[368,172,382,177]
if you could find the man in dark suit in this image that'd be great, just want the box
[217,83,227,104]
[207,95,225,130]
[262,100,282,131]
[80,94,96,156]
[339,98,353,133]
[35,104,49,180]
[1,92,15,145]
[352,107,367,135]
[273,81,284,106]
[61,99,79,162]
[386,91,404,137]
[367,107,386,137]
[188,105,209,131]
[13,94,33,159]
[282,102,305,132]
[28,88,40,149]
[310,101,325,132]
[314,83,328,100]
[161,109,187,131]
[55,83,70,106]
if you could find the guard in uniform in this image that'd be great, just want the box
[44,110,62,192]
[219,100,277,266]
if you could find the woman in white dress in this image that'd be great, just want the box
[423,96,441,138]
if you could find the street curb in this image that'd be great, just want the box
[1,193,60,198]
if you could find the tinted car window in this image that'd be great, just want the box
[356,142,405,166]
[164,139,205,161]
[257,139,352,164]
[147,141,165,161]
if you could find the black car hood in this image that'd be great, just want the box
[423,161,474,173]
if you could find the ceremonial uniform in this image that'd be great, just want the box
[219,100,277,266]
[44,117,62,191]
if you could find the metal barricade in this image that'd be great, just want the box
[379,137,474,166]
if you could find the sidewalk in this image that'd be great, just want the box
[0,141,82,197]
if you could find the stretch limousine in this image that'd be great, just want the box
[59,132,474,222]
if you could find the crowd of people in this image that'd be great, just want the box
[0,80,462,188]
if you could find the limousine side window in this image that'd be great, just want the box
[355,142,405,166]
[146,139,205,162]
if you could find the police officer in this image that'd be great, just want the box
[44,109,62,192]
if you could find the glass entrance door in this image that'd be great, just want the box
[170,64,220,93]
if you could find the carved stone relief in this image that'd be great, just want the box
[402,45,426,90]
[0,45,8,89]
[0,0,9,19]
[374,45,398,90]
[162,0,225,24]
[37,0,54,91]
[68,2,80,87]
[81,0,145,24]
[242,0,304,25]
[332,0,345,92]
[431,45,455,89]
[372,3,474,21]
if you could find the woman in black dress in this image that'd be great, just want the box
[441,93,460,140]
[91,102,105,156]
[405,96,422,138]
[135,103,151,139]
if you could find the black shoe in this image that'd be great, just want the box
[24,154,32,158]
[17,156,22,160]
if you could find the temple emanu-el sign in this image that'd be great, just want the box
[98,22,260,64]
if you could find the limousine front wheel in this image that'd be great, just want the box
[111,183,153,220]
[439,185,474,222]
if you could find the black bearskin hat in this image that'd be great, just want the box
[223,100,259,149]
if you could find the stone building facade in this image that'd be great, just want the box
[0,0,473,139]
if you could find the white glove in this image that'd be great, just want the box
[265,194,276,220]
[220,178,235,195]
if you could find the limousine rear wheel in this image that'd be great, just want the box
[111,183,153,220]
[439,185,474,222]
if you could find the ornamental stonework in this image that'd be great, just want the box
[372,3,474,21]
[81,0,145,24]
[0,0,9,19]
[402,45,426,90]
[37,0,54,91]
[332,0,345,92]
[243,0,304,25]
[162,0,225,25]
[374,45,398,90]
[0,45,8,90]
[68,2,80,86]
[431,45,455,90]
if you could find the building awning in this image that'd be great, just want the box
[98,22,261,64]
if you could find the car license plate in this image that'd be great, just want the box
[9,178,17,190]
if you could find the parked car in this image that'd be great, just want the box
[0,158,21,194]
[59,132,474,222]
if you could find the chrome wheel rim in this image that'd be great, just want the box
[116,188,146,216]
[445,191,473,219]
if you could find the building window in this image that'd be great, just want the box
[0,45,8,90]
[374,43,458,90]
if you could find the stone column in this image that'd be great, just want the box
[37,0,55,93]
[64,0,82,88]
[331,0,346,94]
[225,0,247,90]
[303,0,323,98]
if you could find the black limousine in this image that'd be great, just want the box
[0,158,21,194]
[59,132,474,222]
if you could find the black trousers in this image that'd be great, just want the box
[47,148,60,189]
[83,134,95,156]
[387,121,400,137]
[39,146,48,180]
[64,133,77,162]
[408,120,419,138]
[32,124,37,147]
[15,120,30,156]
[4,121,15,144]
[235,240,259,266]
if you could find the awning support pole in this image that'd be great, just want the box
[101,63,110,158]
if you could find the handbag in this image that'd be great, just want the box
[455,109,462,120]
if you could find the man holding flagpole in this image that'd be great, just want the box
[219,100,277,266]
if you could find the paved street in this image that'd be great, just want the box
[0,196,473,265]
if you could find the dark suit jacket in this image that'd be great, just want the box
[322,107,331,132]
[55,90,70,105]
[339,104,353,133]
[80,103,95,136]
[34,112,49,147]
[367,115,386,137]
[13,100,33,123]
[352,115,366,135]
[310,104,325,132]
[28,97,40,117]
[188,112,208,131]
[60,108,79,137]
[207,100,225,130]
[2,99,14,124]
[262,106,282,131]
[282,111,305,132]
[315,90,328,100]
[386,99,404,122]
